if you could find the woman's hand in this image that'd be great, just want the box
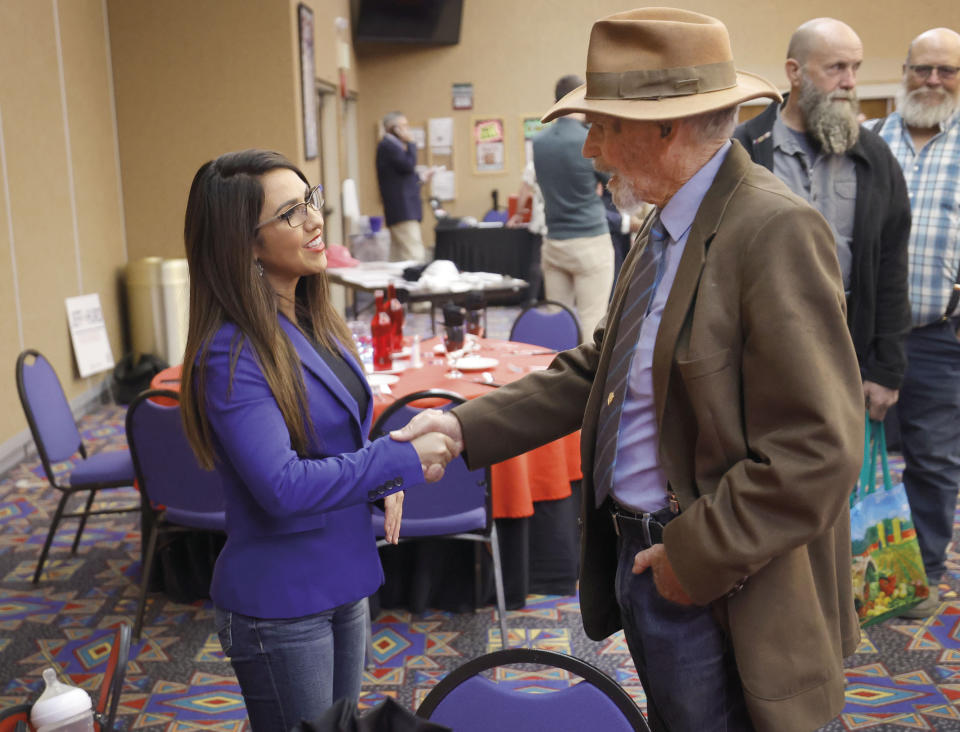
[383,491,404,544]
[411,431,458,482]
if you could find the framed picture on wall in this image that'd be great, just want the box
[298,3,319,160]
[472,117,506,174]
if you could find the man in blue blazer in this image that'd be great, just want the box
[376,111,426,261]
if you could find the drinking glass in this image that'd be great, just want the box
[347,320,373,371]
[443,323,466,379]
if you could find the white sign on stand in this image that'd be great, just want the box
[66,294,115,377]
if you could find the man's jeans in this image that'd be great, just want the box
[615,522,753,731]
[899,319,960,582]
[215,599,367,732]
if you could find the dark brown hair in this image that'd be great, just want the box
[180,149,357,468]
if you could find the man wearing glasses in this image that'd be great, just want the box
[874,27,960,618]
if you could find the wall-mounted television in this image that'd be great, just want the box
[351,0,463,46]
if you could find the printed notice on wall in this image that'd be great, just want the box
[428,117,454,154]
[431,168,456,201]
[66,294,115,377]
[452,82,473,110]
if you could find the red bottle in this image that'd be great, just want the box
[387,283,405,353]
[371,290,392,371]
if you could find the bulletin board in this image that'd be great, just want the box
[521,116,551,167]
[472,117,506,174]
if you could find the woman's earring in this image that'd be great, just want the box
[255,259,264,278]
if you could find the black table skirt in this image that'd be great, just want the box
[433,227,543,304]
[371,482,581,616]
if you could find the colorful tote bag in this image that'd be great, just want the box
[850,418,929,626]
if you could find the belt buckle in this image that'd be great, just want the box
[641,515,654,547]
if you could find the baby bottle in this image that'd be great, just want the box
[30,668,95,732]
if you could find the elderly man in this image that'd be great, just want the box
[734,18,912,427]
[393,9,863,731]
[376,111,427,261]
[874,27,960,618]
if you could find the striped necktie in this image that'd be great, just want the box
[593,215,668,508]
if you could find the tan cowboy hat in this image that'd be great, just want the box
[542,7,781,122]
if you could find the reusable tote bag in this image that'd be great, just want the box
[850,417,929,626]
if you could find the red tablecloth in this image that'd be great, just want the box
[149,366,182,406]
[372,336,581,518]
[151,337,582,520]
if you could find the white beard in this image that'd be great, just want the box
[594,155,652,213]
[896,85,959,128]
[608,179,647,213]
[798,76,861,154]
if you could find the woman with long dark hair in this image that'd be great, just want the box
[179,149,455,730]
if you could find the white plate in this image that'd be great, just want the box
[453,356,499,371]
[367,373,400,387]
[365,363,406,375]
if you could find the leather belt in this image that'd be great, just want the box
[608,499,679,547]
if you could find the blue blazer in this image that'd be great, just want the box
[203,316,423,618]
[376,135,422,226]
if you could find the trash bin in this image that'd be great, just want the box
[160,258,189,365]
[349,215,391,262]
[125,257,164,362]
[126,257,190,365]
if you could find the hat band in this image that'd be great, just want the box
[585,60,737,100]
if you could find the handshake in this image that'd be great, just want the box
[390,409,465,482]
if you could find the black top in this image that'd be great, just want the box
[308,335,369,420]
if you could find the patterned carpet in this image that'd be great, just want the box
[3,308,960,730]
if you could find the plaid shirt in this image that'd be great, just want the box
[876,111,960,327]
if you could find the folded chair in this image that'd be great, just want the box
[370,390,509,648]
[15,349,138,584]
[94,622,132,731]
[0,622,132,732]
[416,648,650,731]
[0,705,30,732]
[125,389,226,639]
[508,300,582,351]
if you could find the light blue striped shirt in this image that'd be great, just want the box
[876,111,960,326]
[611,141,731,513]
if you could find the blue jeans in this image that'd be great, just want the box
[215,599,367,732]
[615,520,752,731]
[898,320,960,582]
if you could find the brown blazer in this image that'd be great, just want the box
[454,141,864,732]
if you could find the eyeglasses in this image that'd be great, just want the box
[906,64,960,80]
[256,185,324,230]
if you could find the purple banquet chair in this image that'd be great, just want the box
[508,300,582,351]
[15,349,138,584]
[125,389,226,639]
[416,648,650,731]
[369,389,509,648]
